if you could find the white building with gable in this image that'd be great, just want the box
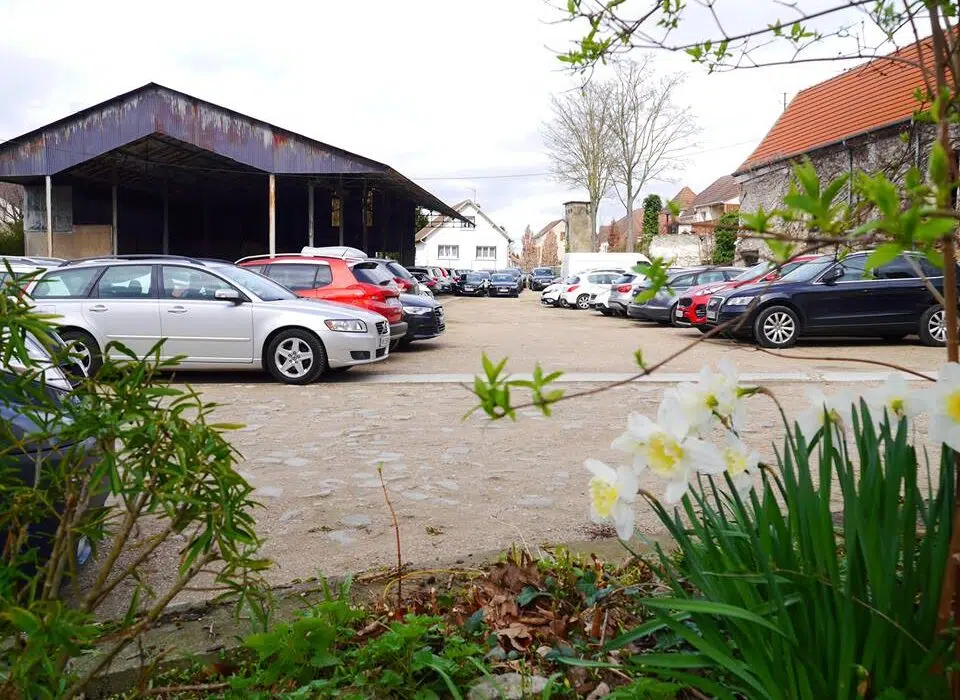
[414,199,512,270]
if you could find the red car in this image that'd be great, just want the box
[237,251,408,345]
[675,256,818,331]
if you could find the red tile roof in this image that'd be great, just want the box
[736,34,936,174]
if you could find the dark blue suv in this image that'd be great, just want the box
[706,251,951,348]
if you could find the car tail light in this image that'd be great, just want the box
[566,285,579,292]
[616,284,632,293]
[394,277,412,290]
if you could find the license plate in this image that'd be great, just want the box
[675,308,684,318]
[464,287,474,292]
[378,334,389,349]
[707,310,717,321]
[386,297,401,307]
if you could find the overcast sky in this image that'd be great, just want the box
[0,0,908,242]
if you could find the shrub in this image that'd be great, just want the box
[711,211,739,264]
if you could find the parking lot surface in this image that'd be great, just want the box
[90,292,943,617]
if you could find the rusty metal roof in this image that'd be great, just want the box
[0,82,462,218]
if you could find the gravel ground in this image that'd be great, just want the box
[82,291,944,619]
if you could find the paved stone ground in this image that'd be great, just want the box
[85,292,945,618]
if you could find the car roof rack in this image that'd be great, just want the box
[300,245,367,259]
[58,254,206,266]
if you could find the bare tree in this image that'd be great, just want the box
[542,81,615,251]
[0,183,24,225]
[541,225,561,266]
[609,59,698,252]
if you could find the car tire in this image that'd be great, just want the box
[59,328,102,376]
[754,305,800,348]
[576,294,591,310]
[669,302,682,327]
[920,305,947,347]
[389,339,400,352]
[600,308,612,316]
[559,298,569,308]
[266,329,327,384]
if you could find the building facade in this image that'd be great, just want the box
[415,199,512,270]
[532,219,565,265]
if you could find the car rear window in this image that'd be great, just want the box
[351,262,395,286]
[385,262,413,280]
[31,267,101,299]
[267,263,330,291]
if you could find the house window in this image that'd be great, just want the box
[331,196,342,227]
[460,216,476,228]
[365,190,374,228]
[438,245,459,259]
[476,246,496,260]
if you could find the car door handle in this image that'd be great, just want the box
[167,306,188,314]
[88,305,108,313]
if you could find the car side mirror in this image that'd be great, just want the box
[821,267,843,285]
[215,288,244,304]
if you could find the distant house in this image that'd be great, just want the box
[677,176,740,234]
[734,32,941,261]
[415,199,512,270]
[533,218,566,264]
[660,186,697,235]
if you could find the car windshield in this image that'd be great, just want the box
[564,275,580,284]
[612,274,636,284]
[465,274,485,283]
[533,268,553,276]
[491,273,512,282]
[733,261,773,281]
[210,263,297,301]
[778,257,834,282]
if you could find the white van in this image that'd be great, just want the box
[561,252,650,279]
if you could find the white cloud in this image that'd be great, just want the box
[0,0,912,236]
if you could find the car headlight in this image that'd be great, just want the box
[725,296,755,307]
[324,319,367,332]
[403,306,433,315]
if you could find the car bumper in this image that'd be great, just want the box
[324,324,391,368]
[404,309,446,340]
[710,306,752,334]
[490,286,517,296]
[541,293,560,305]
[459,287,486,296]
[626,303,666,320]
[390,321,408,339]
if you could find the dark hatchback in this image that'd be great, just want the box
[529,267,558,291]
[488,272,520,297]
[399,292,445,345]
[706,251,953,348]
[628,267,742,323]
[457,272,491,296]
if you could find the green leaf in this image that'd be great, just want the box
[864,243,903,273]
[517,585,550,606]
[640,598,789,638]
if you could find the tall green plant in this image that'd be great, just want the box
[0,278,270,698]
[611,404,952,699]
[711,212,739,264]
[641,194,662,254]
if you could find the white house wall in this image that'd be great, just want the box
[415,203,510,269]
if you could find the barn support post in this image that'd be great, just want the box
[361,181,369,253]
[268,174,276,257]
[44,176,53,256]
[162,182,170,254]
[111,184,118,254]
[307,181,315,247]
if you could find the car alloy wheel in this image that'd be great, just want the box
[929,308,946,344]
[576,294,591,309]
[274,337,315,379]
[760,309,797,347]
[60,328,102,375]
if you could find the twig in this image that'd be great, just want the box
[140,681,230,696]
[751,347,936,382]
[377,465,402,611]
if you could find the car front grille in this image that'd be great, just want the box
[678,296,692,308]
[376,321,388,335]
[695,304,707,318]
[434,307,445,331]
[376,347,386,358]
[707,296,723,314]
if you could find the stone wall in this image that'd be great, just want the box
[649,232,707,266]
[564,201,592,252]
[736,121,948,262]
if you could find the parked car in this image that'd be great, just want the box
[377,259,422,296]
[238,249,408,347]
[705,251,953,348]
[675,257,818,331]
[488,272,521,297]
[2,331,105,566]
[399,292,445,345]
[428,266,453,294]
[1,256,65,288]
[606,273,646,316]
[411,270,439,293]
[541,275,578,306]
[458,271,491,296]
[591,288,613,314]
[410,267,450,294]
[26,256,391,384]
[503,268,526,291]
[627,266,743,324]
[559,269,625,310]
[529,267,559,291]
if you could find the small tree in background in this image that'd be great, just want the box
[541,227,561,266]
[520,226,538,269]
[0,183,24,256]
[640,194,662,254]
[712,211,739,264]
[605,218,625,251]
[415,208,430,232]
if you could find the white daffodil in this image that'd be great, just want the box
[611,411,725,505]
[795,387,856,443]
[585,459,638,540]
[667,358,746,436]
[923,363,960,453]
[722,432,760,494]
[864,372,922,427]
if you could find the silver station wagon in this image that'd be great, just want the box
[25,255,391,384]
